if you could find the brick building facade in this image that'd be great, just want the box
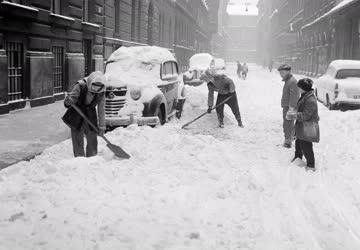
[0,0,215,114]
[257,0,360,76]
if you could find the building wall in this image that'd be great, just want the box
[226,15,257,62]
[0,0,214,114]
[258,0,360,76]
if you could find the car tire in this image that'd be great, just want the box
[326,94,334,110]
[155,105,166,126]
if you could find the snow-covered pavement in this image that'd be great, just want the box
[1,65,360,250]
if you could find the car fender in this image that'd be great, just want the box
[143,93,168,119]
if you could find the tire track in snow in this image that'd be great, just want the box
[317,144,360,245]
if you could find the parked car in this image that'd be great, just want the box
[183,53,213,86]
[104,46,186,128]
[315,60,360,110]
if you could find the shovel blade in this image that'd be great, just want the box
[107,143,131,159]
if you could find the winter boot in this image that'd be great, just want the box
[218,120,224,128]
[305,166,316,172]
[237,120,244,128]
[283,139,292,148]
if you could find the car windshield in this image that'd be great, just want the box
[335,69,360,79]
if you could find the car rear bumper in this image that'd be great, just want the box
[334,98,360,109]
[106,115,160,127]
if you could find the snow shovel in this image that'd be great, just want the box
[70,104,131,159]
[181,96,233,129]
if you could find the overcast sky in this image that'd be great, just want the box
[227,0,259,16]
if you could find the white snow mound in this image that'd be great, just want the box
[105,46,176,89]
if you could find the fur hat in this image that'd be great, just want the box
[277,64,291,71]
[297,78,313,92]
[86,71,106,93]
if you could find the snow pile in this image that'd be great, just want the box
[1,64,360,249]
[214,58,226,70]
[105,46,175,89]
[189,53,213,71]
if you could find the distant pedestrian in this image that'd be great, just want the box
[242,62,248,79]
[269,59,274,72]
[237,61,242,78]
[62,71,106,157]
[287,78,320,171]
[200,69,244,128]
[278,64,300,148]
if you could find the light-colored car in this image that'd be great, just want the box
[183,53,213,86]
[104,46,186,127]
[315,60,360,110]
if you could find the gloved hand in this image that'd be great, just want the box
[286,109,297,120]
[64,97,73,107]
[98,128,105,136]
[207,107,212,113]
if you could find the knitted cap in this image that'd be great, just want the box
[297,78,313,92]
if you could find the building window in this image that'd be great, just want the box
[51,0,61,14]
[5,42,24,101]
[115,0,120,33]
[83,39,92,76]
[131,0,136,41]
[52,46,65,94]
[147,2,154,45]
[137,1,142,42]
[83,0,89,22]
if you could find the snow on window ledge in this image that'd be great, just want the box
[81,22,101,29]
[1,1,38,12]
[50,13,75,22]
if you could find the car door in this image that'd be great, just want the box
[159,61,179,113]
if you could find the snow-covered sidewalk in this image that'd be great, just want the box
[0,101,69,169]
[1,65,360,250]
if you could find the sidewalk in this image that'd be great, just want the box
[0,101,70,170]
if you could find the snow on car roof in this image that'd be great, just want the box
[189,53,213,70]
[330,60,360,70]
[105,46,176,88]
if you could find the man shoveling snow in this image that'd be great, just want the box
[200,68,244,128]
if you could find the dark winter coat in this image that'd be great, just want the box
[281,74,300,108]
[295,90,320,143]
[62,79,105,131]
[207,74,236,107]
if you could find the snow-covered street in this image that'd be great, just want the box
[1,64,360,250]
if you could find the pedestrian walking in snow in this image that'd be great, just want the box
[241,62,248,79]
[287,78,320,171]
[237,61,242,78]
[278,64,300,148]
[200,69,244,128]
[269,59,274,72]
[62,71,106,157]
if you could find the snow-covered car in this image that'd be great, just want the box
[315,60,360,110]
[183,53,213,86]
[104,46,186,127]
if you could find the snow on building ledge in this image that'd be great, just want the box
[302,0,359,30]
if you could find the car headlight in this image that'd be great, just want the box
[130,87,141,101]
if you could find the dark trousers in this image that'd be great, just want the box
[283,107,295,143]
[71,122,98,157]
[295,139,315,167]
[216,92,242,123]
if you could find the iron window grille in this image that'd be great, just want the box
[5,42,24,101]
[83,39,93,76]
[52,46,65,94]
